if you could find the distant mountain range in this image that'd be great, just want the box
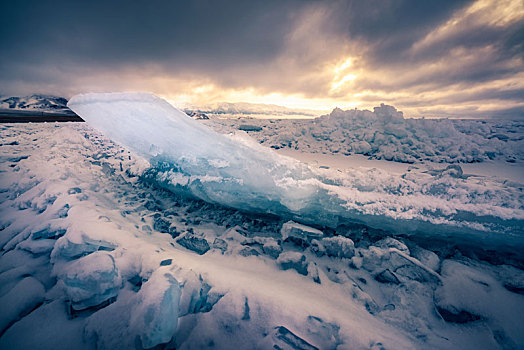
[183,101,324,119]
[1,94,324,119]
[0,94,70,113]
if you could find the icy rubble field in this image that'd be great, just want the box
[66,93,524,249]
[0,98,523,348]
[202,104,524,164]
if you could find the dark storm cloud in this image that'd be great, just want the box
[331,0,475,62]
[325,0,524,91]
[333,0,522,67]
[0,0,302,74]
[0,0,523,117]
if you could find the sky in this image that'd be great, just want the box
[0,0,523,118]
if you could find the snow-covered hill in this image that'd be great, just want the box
[0,95,71,113]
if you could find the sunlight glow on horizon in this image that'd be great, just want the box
[51,0,522,119]
[162,85,362,112]
[161,56,364,113]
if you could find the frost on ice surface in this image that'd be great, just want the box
[69,93,524,251]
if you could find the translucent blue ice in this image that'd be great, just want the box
[68,93,524,250]
[68,94,341,222]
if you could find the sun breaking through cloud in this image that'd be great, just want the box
[0,0,522,118]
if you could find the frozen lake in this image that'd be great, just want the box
[1,94,523,349]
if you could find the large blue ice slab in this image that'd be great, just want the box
[69,93,320,215]
[68,93,524,251]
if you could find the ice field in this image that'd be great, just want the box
[0,93,523,349]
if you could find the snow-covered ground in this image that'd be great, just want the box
[1,95,523,349]
[273,149,524,187]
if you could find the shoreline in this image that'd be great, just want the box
[0,109,84,123]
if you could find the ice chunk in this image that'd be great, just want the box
[374,237,409,255]
[179,274,223,316]
[31,227,66,240]
[410,245,440,272]
[320,236,355,259]
[310,239,326,257]
[17,238,56,255]
[440,164,464,179]
[68,93,321,215]
[262,239,282,258]
[177,234,210,255]
[238,124,262,132]
[160,259,172,266]
[131,271,181,348]
[52,227,117,260]
[388,250,441,284]
[281,221,323,241]
[84,270,181,349]
[212,238,228,253]
[238,246,260,257]
[153,217,171,233]
[351,140,372,154]
[358,244,441,284]
[277,251,308,276]
[61,251,121,310]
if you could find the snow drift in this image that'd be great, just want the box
[68,93,524,250]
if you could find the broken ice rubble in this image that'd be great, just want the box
[281,220,323,242]
[206,104,524,164]
[60,252,121,310]
[68,93,524,251]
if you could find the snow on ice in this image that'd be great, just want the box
[0,93,523,349]
[68,93,524,251]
